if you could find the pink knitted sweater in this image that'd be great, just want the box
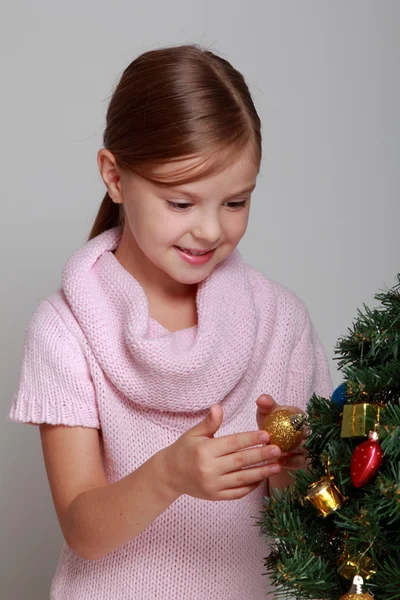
[9,227,333,599]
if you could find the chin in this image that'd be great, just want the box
[171,271,211,286]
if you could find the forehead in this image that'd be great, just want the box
[149,145,259,190]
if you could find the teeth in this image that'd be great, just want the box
[179,247,208,256]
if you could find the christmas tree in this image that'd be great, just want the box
[258,275,400,600]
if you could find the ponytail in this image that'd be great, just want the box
[88,192,123,241]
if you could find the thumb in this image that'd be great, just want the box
[256,394,280,416]
[192,404,223,438]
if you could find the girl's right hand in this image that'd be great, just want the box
[159,404,282,501]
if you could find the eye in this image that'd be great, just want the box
[165,199,249,211]
[225,200,248,209]
[166,201,193,211]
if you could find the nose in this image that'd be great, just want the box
[192,209,222,245]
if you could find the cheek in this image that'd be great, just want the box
[225,212,249,240]
[125,203,179,248]
[124,205,142,239]
[149,213,183,245]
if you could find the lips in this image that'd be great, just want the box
[175,246,214,256]
[174,246,216,265]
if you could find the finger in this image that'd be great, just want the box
[280,444,307,457]
[256,394,278,408]
[217,481,262,501]
[279,450,309,470]
[221,462,281,489]
[257,398,306,418]
[212,430,270,457]
[217,444,282,474]
[256,394,279,415]
[279,456,306,470]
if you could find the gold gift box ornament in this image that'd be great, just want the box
[340,403,380,438]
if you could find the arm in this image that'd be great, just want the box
[13,301,180,559]
[40,424,180,561]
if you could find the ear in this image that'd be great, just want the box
[97,148,124,204]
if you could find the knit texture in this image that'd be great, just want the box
[9,227,333,599]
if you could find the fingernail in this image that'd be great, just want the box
[271,465,280,473]
[269,447,280,457]
[259,432,269,443]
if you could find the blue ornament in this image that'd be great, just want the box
[331,382,348,408]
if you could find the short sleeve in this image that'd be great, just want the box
[285,305,334,412]
[9,300,100,428]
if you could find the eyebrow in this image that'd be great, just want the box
[165,182,257,200]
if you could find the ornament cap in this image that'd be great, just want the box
[368,430,379,442]
[339,575,374,599]
[289,412,307,430]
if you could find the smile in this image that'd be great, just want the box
[174,246,216,265]
[176,247,213,256]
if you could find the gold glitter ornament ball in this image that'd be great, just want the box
[339,576,374,599]
[263,409,304,452]
[339,594,374,599]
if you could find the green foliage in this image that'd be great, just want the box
[258,275,400,599]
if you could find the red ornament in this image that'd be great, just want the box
[351,431,383,488]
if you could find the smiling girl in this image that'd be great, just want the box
[9,44,333,600]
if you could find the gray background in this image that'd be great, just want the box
[1,1,399,598]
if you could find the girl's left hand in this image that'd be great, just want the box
[255,394,309,471]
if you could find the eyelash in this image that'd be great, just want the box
[166,200,248,211]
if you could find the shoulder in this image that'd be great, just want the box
[24,289,89,362]
[28,227,120,347]
[243,262,309,335]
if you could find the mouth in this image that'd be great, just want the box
[174,246,215,256]
[173,245,217,265]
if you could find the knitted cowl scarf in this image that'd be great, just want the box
[61,227,266,431]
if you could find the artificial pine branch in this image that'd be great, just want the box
[258,274,400,599]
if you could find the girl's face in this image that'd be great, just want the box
[98,145,259,294]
